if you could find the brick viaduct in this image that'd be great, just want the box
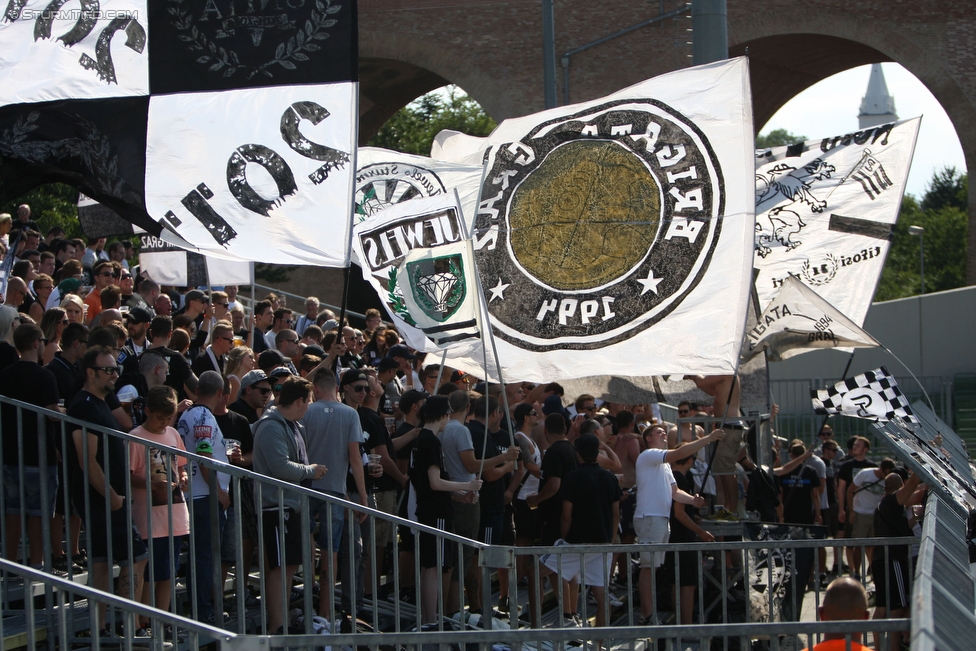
[357,0,976,284]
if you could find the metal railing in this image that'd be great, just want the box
[0,394,960,650]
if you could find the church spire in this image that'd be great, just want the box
[858,63,898,129]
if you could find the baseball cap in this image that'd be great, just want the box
[543,395,567,416]
[126,305,153,324]
[269,366,293,379]
[320,319,339,331]
[376,357,400,371]
[340,369,369,388]
[184,289,208,304]
[388,344,415,360]
[303,344,326,357]
[240,369,268,390]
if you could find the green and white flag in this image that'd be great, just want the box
[398,240,481,348]
[352,192,484,353]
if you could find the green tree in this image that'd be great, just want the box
[368,85,496,155]
[756,128,806,149]
[1,183,82,239]
[875,167,968,301]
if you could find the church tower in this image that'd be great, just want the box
[858,63,898,129]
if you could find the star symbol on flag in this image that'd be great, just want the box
[488,278,510,302]
[637,270,663,295]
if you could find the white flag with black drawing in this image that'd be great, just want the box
[396,240,481,349]
[811,366,918,424]
[438,57,755,382]
[753,118,921,326]
[352,192,485,354]
[354,147,483,233]
[743,276,881,362]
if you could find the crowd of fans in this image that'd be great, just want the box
[0,203,925,648]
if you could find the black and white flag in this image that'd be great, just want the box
[743,276,881,362]
[0,0,358,266]
[753,118,920,327]
[436,58,756,382]
[811,366,919,424]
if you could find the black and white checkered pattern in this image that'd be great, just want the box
[0,0,358,266]
[811,366,919,424]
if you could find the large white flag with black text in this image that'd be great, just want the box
[0,0,358,267]
[437,58,756,382]
[753,118,920,325]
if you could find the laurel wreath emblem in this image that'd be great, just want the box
[167,0,342,80]
[387,267,416,326]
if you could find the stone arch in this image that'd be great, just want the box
[358,30,512,143]
[728,9,976,281]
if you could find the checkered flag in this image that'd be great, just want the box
[811,366,919,424]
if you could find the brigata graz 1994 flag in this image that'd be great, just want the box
[0,0,358,266]
[753,118,920,326]
[441,58,755,382]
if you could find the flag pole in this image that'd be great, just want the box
[337,82,362,332]
[879,345,936,414]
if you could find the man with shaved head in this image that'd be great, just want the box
[801,577,872,650]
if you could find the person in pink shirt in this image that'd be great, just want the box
[129,386,190,636]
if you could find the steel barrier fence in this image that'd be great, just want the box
[0,395,945,650]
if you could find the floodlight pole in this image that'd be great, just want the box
[692,0,727,65]
[542,0,557,108]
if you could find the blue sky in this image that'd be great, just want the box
[761,62,966,200]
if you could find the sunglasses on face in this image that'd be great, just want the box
[678,409,690,415]
[120,275,132,281]
[583,405,596,412]
[255,386,272,395]
[93,366,121,376]
[349,384,369,393]
[98,271,115,278]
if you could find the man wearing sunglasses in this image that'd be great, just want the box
[67,346,148,634]
[229,370,272,425]
[192,322,234,377]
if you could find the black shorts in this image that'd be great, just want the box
[89,509,149,566]
[513,499,539,542]
[619,490,637,537]
[663,549,700,587]
[398,523,415,552]
[417,518,455,571]
[872,557,910,610]
[262,508,305,570]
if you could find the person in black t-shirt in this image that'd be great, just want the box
[214,376,258,591]
[0,323,61,569]
[45,322,88,404]
[68,347,148,635]
[524,414,578,628]
[777,442,822,525]
[871,472,923,650]
[124,316,199,402]
[554,434,621,631]
[407,395,482,624]
[665,453,716,626]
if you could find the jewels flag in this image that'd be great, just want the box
[397,240,481,349]
[753,118,920,325]
[0,0,358,266]
[742,276,881,362]
[812,366,919,424]
[352,192,484,354]
[438,57,756,382]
